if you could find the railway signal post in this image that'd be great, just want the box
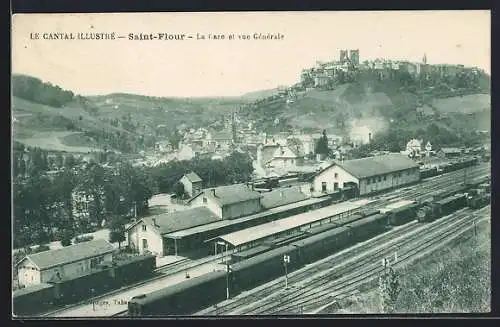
[284,254,290,290]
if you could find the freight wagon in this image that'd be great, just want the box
[416,193,467,222]
[382,202,419,226]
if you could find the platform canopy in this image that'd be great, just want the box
[212,199,373,247]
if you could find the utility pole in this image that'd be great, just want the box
[226,243,230,300]
[283,254,290,290]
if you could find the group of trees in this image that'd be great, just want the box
[150,151,254,195]
[12,75,75,108]
[13,146,255,249]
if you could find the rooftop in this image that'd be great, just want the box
[184,172,202,183]
[139,207,220,235]
[214,199,372,247]
[21,239,114,270]
[317,154,419,179]
[260,186,309,209]
[195,184,263,207]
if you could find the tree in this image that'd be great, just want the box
[379,265,402,313]
[60,229,74,247]
[64,154,76,169]
[314,130,330,156]
[109,216,126,249]
[173,181,185,198]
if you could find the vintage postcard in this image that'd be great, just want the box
[11,11,491,318]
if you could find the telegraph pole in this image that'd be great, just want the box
[226,243,230,300]
[283,254,290,290]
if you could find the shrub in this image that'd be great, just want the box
[74,235,94,243]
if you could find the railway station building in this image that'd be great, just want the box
[129,184,329,258]
[312,154,420,196]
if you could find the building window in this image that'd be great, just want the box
[321,182,327,193]
[142,239,148,250]
[378,176,381,182]
[334,182,339,190]
[142,225,147,232]
[367,179,370,185]
[383,175,387,181]
[334,173,338,179]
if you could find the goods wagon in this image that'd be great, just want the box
[420,167,439,179]
[467,183,490,209]
[346,213,388,243]
[128,270,227,316]
[435,194,467,217]
[13,283,56,316]
[231,245,299,294]
[291,226,352,265]
[417,194,467,222]
[382,202,419,226]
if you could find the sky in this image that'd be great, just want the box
[12,11,490,98]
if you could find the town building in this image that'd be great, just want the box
[266,145,304,171]
[16,239,114,287]
[439,147,463,158]
[179,172,203,198]
[188,184,263,220]
[405,139,424,158]
[312,153,420,196]
[126,207,220,257]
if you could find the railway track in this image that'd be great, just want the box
[197,205,489,315]
[247,207,490,315]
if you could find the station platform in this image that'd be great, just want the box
[155,255,187,268]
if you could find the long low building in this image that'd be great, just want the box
[210,199,373,253]
[312,154,420,196]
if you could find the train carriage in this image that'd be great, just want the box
[128,270,227,316]
[385,203,419,226]
[291,226,352,265]
[231,245,299,294]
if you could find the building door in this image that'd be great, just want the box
[142,239,148,252]
[334,182,339,191]
[322,182,327,193]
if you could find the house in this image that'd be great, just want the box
[439,147,463,158]
[206,131,233,150]
[256,143,281,169]
[16,239,114,287]
[176,144,196,161]
[126,207,220,257]
[179,172,203,197]
[188,184,263,220]
[312,154,420,196]
[266,145,304,170]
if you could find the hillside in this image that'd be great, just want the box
[11,76,250,154]
[240,72,491,145]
